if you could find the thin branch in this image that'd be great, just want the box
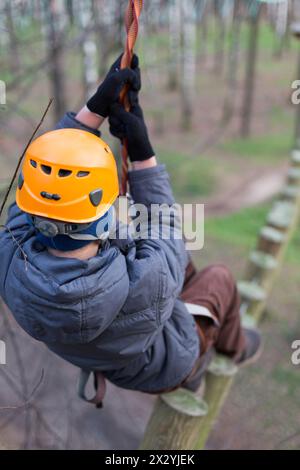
[0,224,28,269]
[0,370,44,411]
[274,429,300,450]
[0,99,53,219]
[32,405,68,448]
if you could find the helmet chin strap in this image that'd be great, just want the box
[69,206,116,242]
[28,206,116,251]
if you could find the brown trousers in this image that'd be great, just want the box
[150,262,246,394]
[181,261,246,360]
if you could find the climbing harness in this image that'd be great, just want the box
[120,0,144,196]
[78,303,216,410]
[78,370,107,409]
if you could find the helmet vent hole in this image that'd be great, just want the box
[58,169,72,177]
[41,164,52,175]
[104,148,109,153]
[30,159,37,168]
[77,171,90,178]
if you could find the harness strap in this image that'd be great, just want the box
[120,0,143,196]
[78,370,106,409]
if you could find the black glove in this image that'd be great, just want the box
[109,101,155,162]
[86,54,141,118]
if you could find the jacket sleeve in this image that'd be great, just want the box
[55,111,102,137]
[118,164,189,330]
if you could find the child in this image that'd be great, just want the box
[0,55,261,403]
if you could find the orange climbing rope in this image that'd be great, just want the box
[120,0,143,196]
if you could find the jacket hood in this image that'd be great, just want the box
[7,236,129,344]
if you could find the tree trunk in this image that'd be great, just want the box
[214,0,226,76]
[65,0,74,26]
[77,0,98,101]
[117,0,128,52]
[91,0,115,78]
[240,6,261,138]
[291,0,300,22]
[196,0,208,67]
[200,13,208,65]
[294,50,300,149]
[180,0,197,130]
[4,0,20,74]
[272,0,289,59]
[167,0,181,91]
[222,0,242,123]
[43,0,67,123]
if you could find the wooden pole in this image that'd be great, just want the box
[141,359,236,450]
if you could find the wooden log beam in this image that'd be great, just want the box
[140,356,237,450]
[280,185,300,201]
[291,150,300,167]
[257,226,286,256]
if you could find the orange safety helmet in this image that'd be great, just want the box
[16,128,119,224]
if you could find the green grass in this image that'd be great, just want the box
[206,203,269,249]
[270,105,293,127]
[221,132,293,163]
[272,365,300,399]
[206,203,300,266]
[158,148,216,198]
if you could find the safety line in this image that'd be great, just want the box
[120,0,143,196]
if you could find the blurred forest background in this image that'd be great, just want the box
[0,0,300,450]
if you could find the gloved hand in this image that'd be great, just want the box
[86,54,141,118]
[108,101,155,162]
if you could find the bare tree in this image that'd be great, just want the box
[195,0,209,66]
[91,0,121,78]
[214,0,226,75]
[42,0,67,122]
[167,0,181,90]
[240,3,261,138]
[180,0,197,130]
[4,0,21,74]
[76,0,98,101]
[222,0,242,122]
[294,49,300,148]
[65,0,74,26]
[291,0,300,22]
[268,0,289,59]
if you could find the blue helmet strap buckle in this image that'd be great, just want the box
[29,215,92,238]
